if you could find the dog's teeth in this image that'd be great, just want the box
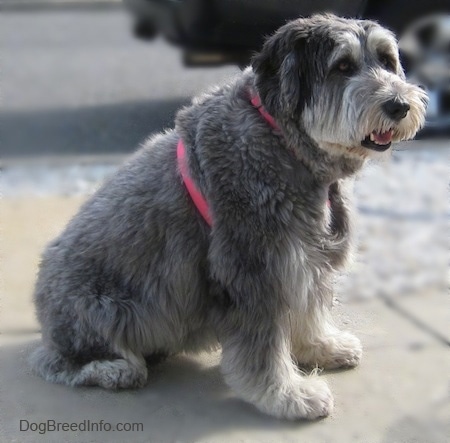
[370,133,375,141]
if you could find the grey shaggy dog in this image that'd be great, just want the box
[31,14,427,420]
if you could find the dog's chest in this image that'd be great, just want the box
[281,192,350,309]
[282,236,331,311]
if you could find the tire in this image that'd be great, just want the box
[397,14,450,133]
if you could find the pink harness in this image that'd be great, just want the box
[250,94,281,131]
[177,94,278,226]
[177,95,327,226]
[177,139,213,226]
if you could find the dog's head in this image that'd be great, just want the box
[252,14,428,158]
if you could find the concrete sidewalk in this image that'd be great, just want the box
[1,296,449,443]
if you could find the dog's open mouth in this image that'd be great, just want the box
[361,130,393,151]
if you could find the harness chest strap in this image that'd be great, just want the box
[177,139,213,226]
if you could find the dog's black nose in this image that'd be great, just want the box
[383,99,410,120]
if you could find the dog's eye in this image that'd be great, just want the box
[335,59,355,75]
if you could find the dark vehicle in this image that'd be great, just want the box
[124,0,450,131]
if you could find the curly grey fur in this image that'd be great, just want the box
[31,14,426,420]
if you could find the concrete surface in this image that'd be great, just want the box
[1,297,449,443]
[1,196,87,333]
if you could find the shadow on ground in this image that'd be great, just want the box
[0,340,314,443]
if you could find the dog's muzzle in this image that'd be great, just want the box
[361,98,410,152]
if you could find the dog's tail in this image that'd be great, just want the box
[30,345,84,385]
[29,345,148,389]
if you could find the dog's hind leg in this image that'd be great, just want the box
[30,345,148,389]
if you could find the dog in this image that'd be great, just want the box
[31,14,427,420]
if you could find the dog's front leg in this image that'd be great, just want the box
[218,315,333,420]
[210,235,333,420]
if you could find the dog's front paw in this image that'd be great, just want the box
[321,332,362,369]
[257,378,334,420]
[295,331,362,370]
[296,378,334,420]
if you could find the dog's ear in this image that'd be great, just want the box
[252,24,310,117]
[278,47,305,115]
[252,21,334,118]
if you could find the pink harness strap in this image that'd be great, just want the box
[177,139,213,226]
[177,95,282,226]
[251,95,330,208]
[177,94,329,225]
[250,95,281,131]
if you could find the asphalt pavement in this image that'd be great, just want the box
[0,6,238,158]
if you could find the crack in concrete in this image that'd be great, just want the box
[379,292,450,347]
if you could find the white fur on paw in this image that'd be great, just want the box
[323,332,362,369]
[296,332,363,370]
[257,378,334,420]
[297,378,334,420]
